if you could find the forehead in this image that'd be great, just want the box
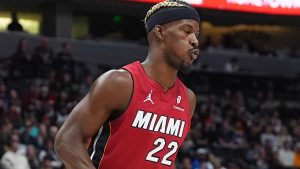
[164,19,200,30]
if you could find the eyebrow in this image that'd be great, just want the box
[181,24,193,29]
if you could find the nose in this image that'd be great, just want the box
[190,34,199,48]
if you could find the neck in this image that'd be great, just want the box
[142,51,178,92]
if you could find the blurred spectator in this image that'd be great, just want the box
[276,126,292,149]
[7,104,22,127]
[221,30,273,56]
[226,162,241,169]
[260,125,276,149]
[224,57,239,73]
[0,134,30,169]
[78,73,94,96]
[21,83,38,113]
[32,38,54,77]
[10,38,32,77]
[218,120,235,148]
[49,126,58,141]
[35,124,48,150]
[261,91,280,111]
[277,140,295,168]
[26,144,40,169]
[53,42,74,77]
[39,139,62,169]
[182,157,192,169]
[203,30,300,58]
[7,11,23,32]
[192,148,214,169]
[19,119,39,147]
[245,143,263,163]
[41,156,53,169]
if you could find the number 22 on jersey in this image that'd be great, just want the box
[145,138,178,166]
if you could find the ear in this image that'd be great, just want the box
[153,25,165,40]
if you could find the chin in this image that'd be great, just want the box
[179,63,192,75]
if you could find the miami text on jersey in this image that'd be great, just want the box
[131,110,186,138]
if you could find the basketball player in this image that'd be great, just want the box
[54,0,200,168]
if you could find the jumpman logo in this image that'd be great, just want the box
[143,90,154,104]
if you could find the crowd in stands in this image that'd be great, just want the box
[177,72,300,169]
[0,37,300,169]
[201,30,300,59]
[0,37,94,169]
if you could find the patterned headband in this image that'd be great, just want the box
[144,0,200,32]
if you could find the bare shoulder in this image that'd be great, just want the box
[94,69,132,88]
[187,88,196,117]
[91,69,133,111]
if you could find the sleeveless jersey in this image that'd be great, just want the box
[87,61,191,169]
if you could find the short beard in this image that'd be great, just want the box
[179,62,192,75]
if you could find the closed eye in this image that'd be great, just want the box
[180,23,199,37]
[184,29,192,34]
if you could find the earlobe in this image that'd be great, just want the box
[154,25,164,40]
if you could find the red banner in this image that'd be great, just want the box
[128,0,300,16]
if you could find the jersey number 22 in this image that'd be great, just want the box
[146,138,178,166]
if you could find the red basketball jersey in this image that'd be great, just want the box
[87,61,191,169]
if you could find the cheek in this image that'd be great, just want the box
[164,31,189,59]
[168,37,188,54]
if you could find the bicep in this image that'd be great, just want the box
[61,95,108,141]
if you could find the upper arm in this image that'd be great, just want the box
[57,69,133,141]
[187,88,196,117]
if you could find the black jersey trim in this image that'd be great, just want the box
[87,122,111,168]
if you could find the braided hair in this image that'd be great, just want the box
[144,0,193,24]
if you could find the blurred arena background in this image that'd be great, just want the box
[0,0,300,169]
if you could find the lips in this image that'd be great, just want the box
[189,48,199,62]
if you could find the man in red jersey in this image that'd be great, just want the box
[54,0,200,168]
